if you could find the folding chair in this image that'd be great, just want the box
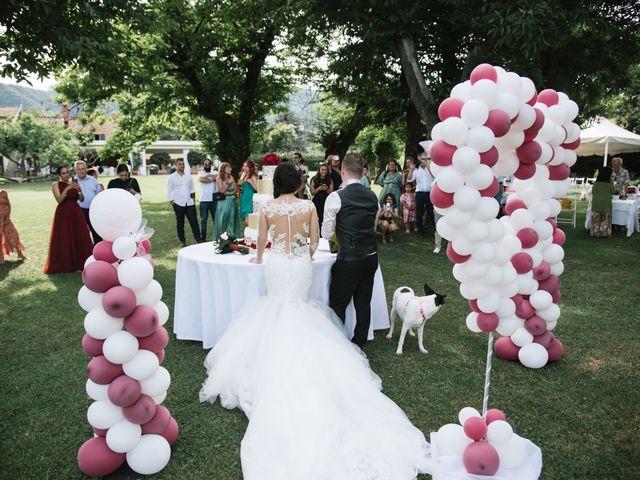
[556,194,577,228]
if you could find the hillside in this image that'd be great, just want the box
[0,83,59,113]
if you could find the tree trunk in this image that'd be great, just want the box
[404,100,425,160]
[324,102,369,160]
[216,114,251,171]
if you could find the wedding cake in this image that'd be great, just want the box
[243,153,280,246]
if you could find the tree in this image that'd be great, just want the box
[0,113,82,175]
[263,122,298,153]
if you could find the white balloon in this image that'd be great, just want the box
[495,93,520,119]
[496,298,516,319]
[123,350,160,381]
[518,188,541,207]
[542,244,564,264]
[464,220,489,242]
[495,434,530,468]
[565,122,580,142]
[430,162,445,178]
[437,167,466,193]
[512,104,535,130]
[84,308,124,340]
[497,71,522,96]
[451,237,475,256]
[533,219,554,240]
[550,261,564,276]
[466,164,495,190]
[451,81,472,102]
[87,400,124,429]
[564,149,577,167]
[519,77,536,103]
[497,316,522,336]
[112,236,137,261]
[126,434,171,475]
[518,343,549,369]
[431,122,443,142]
[537,142,554,164]
[510,208,534,229]
[86,379,109,401]
[152,391,168,405]
[501,264,518,284]
[517,276,539,296]
[436,423,473,456]
[537,303,561,323]
[78,286,104,312]
[453,187,481,211]
[523,248,543,268]
[477,292,501,313]
[461,99,489,127]
[511,327,533,347]
[502,235,523,255]
[486,420,513,446]
[90,189,142,242]
[472,243,496,263]
[441,117,469,146]
[494,247,511,265]
[436,217,459,241]
[486,219,506,241]
[463,260,489,278]
[452,264,467,283]
[84,255,97,268]
[485,265,503,285]
[103,330,140,365]
[547,198,561,217]
[474,197,499,222]
[546,319,558,330]
[107,419,142,453]
[471,79,499,106]
[445,206,472,228]
[493,154,519,176]
[154,301,170,326]
[141,367,171,397]
[466,126,495,153]
[118,257,154,291]
[136,279,163,306]
[466,312,481,333]
[466,282,492,299]
[458,407,482,425]
[452,146,481,173]
[529,290,553,310]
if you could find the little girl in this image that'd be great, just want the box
[400,183,416,234]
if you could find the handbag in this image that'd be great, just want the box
[213,192,226,201]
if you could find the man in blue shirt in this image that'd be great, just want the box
[75,160,103,243]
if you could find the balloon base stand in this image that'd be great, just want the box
[104,462,137,480]
[429,431,542,480]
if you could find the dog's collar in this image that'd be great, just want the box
[404,297,429,323]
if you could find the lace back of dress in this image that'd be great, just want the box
[262,200,318,259]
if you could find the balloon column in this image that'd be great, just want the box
[430,63,579,369]
[77,189,178,477]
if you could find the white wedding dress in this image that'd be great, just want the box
[200,198,431,479]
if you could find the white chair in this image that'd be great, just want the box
[556,195,577,228]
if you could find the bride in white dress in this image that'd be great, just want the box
[200,163,431,479]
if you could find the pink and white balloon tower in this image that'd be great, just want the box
[430,63,579,369]
[76,189,178,477]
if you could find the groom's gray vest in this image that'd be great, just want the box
[335,183,378,260]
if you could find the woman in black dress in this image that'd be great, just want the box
[310,163,333,229]
[107,164,141,195]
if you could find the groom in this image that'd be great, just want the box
[322,153,379,347]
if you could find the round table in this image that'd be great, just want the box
[173,240,390,348]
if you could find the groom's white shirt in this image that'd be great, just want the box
[321,178,360,240]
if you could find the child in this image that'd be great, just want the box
[377,193,400,244]
[400,183,416,234]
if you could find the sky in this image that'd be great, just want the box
[0,75,57,91]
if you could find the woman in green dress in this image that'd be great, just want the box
[239,159,258,224]
[214,162,241,238]
[589,167,614,237]
[376,160,403,207]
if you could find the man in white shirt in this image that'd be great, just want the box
[74,160,102,243]
[167,159,200,247]
[409,153,440,253]
[198,159,219,241]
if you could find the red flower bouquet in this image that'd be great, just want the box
[261,152,281,166]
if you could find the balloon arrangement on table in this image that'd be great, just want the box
[426,63,580,478]
[76,189,178,477]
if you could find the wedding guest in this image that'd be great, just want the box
[107,164,142,195]
[74,160,102,244]
[167,158,200,247]
[409,154,437,248]
[589,167,614,237]
[610,157,630,199]
[402,156,418,186]
[0,190,27,263]
[376,160,403,207]
[310,163,333,229]
[292,152,309,199]
[44,165,94,273]
[239,159,258,224]
[213,162,240,238]
[198,158,218,241]
[87,168,105,191]
[377,193,400,244]
[329,154,342,190]
[360,163,371,188]
[400,183,416,234]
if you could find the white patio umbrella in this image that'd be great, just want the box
[576,117,640,166]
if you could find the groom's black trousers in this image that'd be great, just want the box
[329,254,378,347]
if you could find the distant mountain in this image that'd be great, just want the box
[0,83,59,113]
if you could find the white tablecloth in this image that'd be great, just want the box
[585,197,639,237]
[173,240,390,348]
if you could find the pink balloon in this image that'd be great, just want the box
[485,408,506,425]
[552,228,566,246]
[447,243,471,264]
[463,441,500,476]
[141,239,152,253]
[526,90,538,106]
[538,89,559,107]
[548,164,570,180]
[538,275,560,294]
[125,305,160,338]
[516,299,535,319]
[470,63,498,84]
[87,355,124,385]
[479,178,500,198]
[93,241,118,264]
[547,338,565,362]
[438,97,465,121]
[123,394,157,424]
[511,294,524,308]
[562,137,581,150]
[517,227,539,249]
[514,161,536,180]
[531,108,545,130]
[469,299,480,313]
[495,337,520,361]
[524,315,547,336]
[82,333,104,357]
[511,252,533,274]
[160,417,180,446]
[551,290,561,303]
[547,218,558,229]
[141,405,172,434]
[102,286,137,318]
[430,140,457,166]
[516,141,542,164]
[77,436,126,477]
[479,146,499,168]
[92,427,108,437]
[82,261,119,293]
[138,326,170,352]
[108,375,142,408]
[533,330,555,348]
[505,199,527,215]
[532,261,551,281]
[523,127,539,143]
[477,312,499,332]
[430,186,454,209]
[156,349,166,364]
[484,109,511,137]
[464,417,488,441]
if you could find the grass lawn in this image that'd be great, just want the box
[1,175,639,479]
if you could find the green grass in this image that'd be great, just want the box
[1,175,639,479]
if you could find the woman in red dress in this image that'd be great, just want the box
[0,190,27,263]
[44,165,94,273]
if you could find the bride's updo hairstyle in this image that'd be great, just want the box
[273,162,302,198]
